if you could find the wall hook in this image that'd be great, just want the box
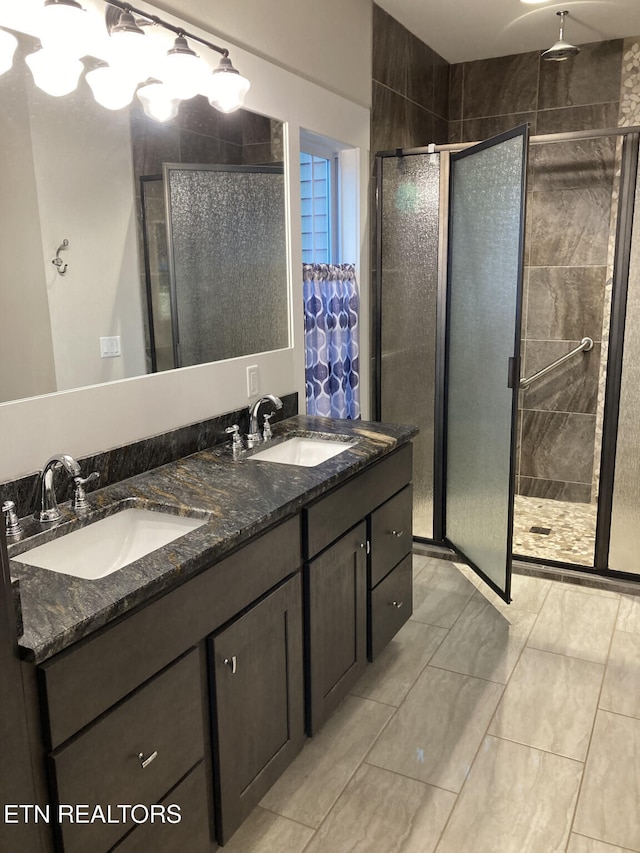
[52,239,69,275]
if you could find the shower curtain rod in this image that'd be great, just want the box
[378,124,640,157]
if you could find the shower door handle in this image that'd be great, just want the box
[507,357,517,389]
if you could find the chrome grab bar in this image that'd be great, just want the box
[520,337,594,391]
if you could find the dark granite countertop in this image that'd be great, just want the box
[9,416,417,664]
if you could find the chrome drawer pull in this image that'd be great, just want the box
[391,530,404,538]
[391,600,403,609]
[138,750,158,769]
[224,655,238,674]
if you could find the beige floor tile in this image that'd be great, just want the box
[474,572,551,613]
[435,736,583,853]
[567,834,638,853]
[553,582,620,600]
[617,594,640,633]
[366,666,503,792]
[304,764,456,853]
[352,620,447,706]
[411,561,478,629]
[527,586,619,664]
[222,807,313,853]
[600,631,640,720]
[259,695,393,828]
[452,561,483,587]
[412,553,433,577]
[574,711,640,851]
[429,597,536,683]
[489,647,604,760]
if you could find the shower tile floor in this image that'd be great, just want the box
[513,494,597,566]
[223,555,640,853]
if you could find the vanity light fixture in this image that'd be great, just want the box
[86,62,136,109]
[162,35,208,100]
[106,8,150,78]
[0,28,18,76]
[19,0,251,116]
[136,79,180,122]
[25,47,84,97]
[40,0,88,55]
[207,55,251,114]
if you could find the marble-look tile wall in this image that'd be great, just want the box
[371,3,449,158]
[450,40,624,503]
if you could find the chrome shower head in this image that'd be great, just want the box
[541,11,580,61]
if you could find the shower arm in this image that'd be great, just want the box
[520,337,594,391]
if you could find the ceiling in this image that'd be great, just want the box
[375,0,640,64]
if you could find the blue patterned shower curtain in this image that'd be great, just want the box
[303,263,360,419]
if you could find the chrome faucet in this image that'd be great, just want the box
[247,395,283,447]
[34,454,82,523]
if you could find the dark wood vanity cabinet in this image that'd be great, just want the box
[26,439,414,851]
[303,443,414,734]
[37,515,303,853]
[209,573,304,844]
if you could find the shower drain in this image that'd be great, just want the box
[530,526,552,535]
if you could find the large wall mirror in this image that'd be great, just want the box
[0,31,288,405]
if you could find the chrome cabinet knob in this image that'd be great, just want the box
[224,655,238,674]
[391,600,403,609]
[138,750,158,769]
[391,529,404,538]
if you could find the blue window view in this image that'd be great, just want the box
[300,152,331,264]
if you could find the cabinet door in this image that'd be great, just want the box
[210,574,304,845]
[306,522,367,735]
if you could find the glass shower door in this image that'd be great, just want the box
[444,126,528,601]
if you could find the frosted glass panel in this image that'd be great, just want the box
[446,130,527,597]
[380,155,440,539]
[610,159,640,574]
[165,165,288,366]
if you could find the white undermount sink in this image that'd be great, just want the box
[17,508,206,581]
[248,435,357,467]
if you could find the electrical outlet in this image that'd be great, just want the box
[247,365,259,397]
[100,336,121,358]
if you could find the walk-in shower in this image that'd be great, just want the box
[374,123,640,584]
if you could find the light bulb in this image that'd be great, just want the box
[40,0,88,58]
[161,35,207,100]
[0,28,17,76]
[108,9,151,81]
[137,81,180,122]
[206,56,250,114]
[25,48,83,97]
[86,64,136,110]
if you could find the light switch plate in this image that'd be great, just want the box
[100,336,121,358]
[247,365,259,397]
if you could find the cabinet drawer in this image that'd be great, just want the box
[41,515,300,748]
[370,485,413,587]
[304,443,412,558]
[111,762,214,853]
[50,650,204,853]
[369,555,412,661]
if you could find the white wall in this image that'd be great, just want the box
[0,0,371,482]
[153,0,373,109]
[0,64,57,403]
[28,81,147,391]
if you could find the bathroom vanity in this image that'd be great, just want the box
[7,416,415,851]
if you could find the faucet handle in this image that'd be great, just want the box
[225,424,244,457]
[263,413,274,441]
[2,500,22,538]
[72,472,100,511]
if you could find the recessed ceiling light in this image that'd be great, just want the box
[520,0,550,4]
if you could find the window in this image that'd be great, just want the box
[300,149,337,264]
